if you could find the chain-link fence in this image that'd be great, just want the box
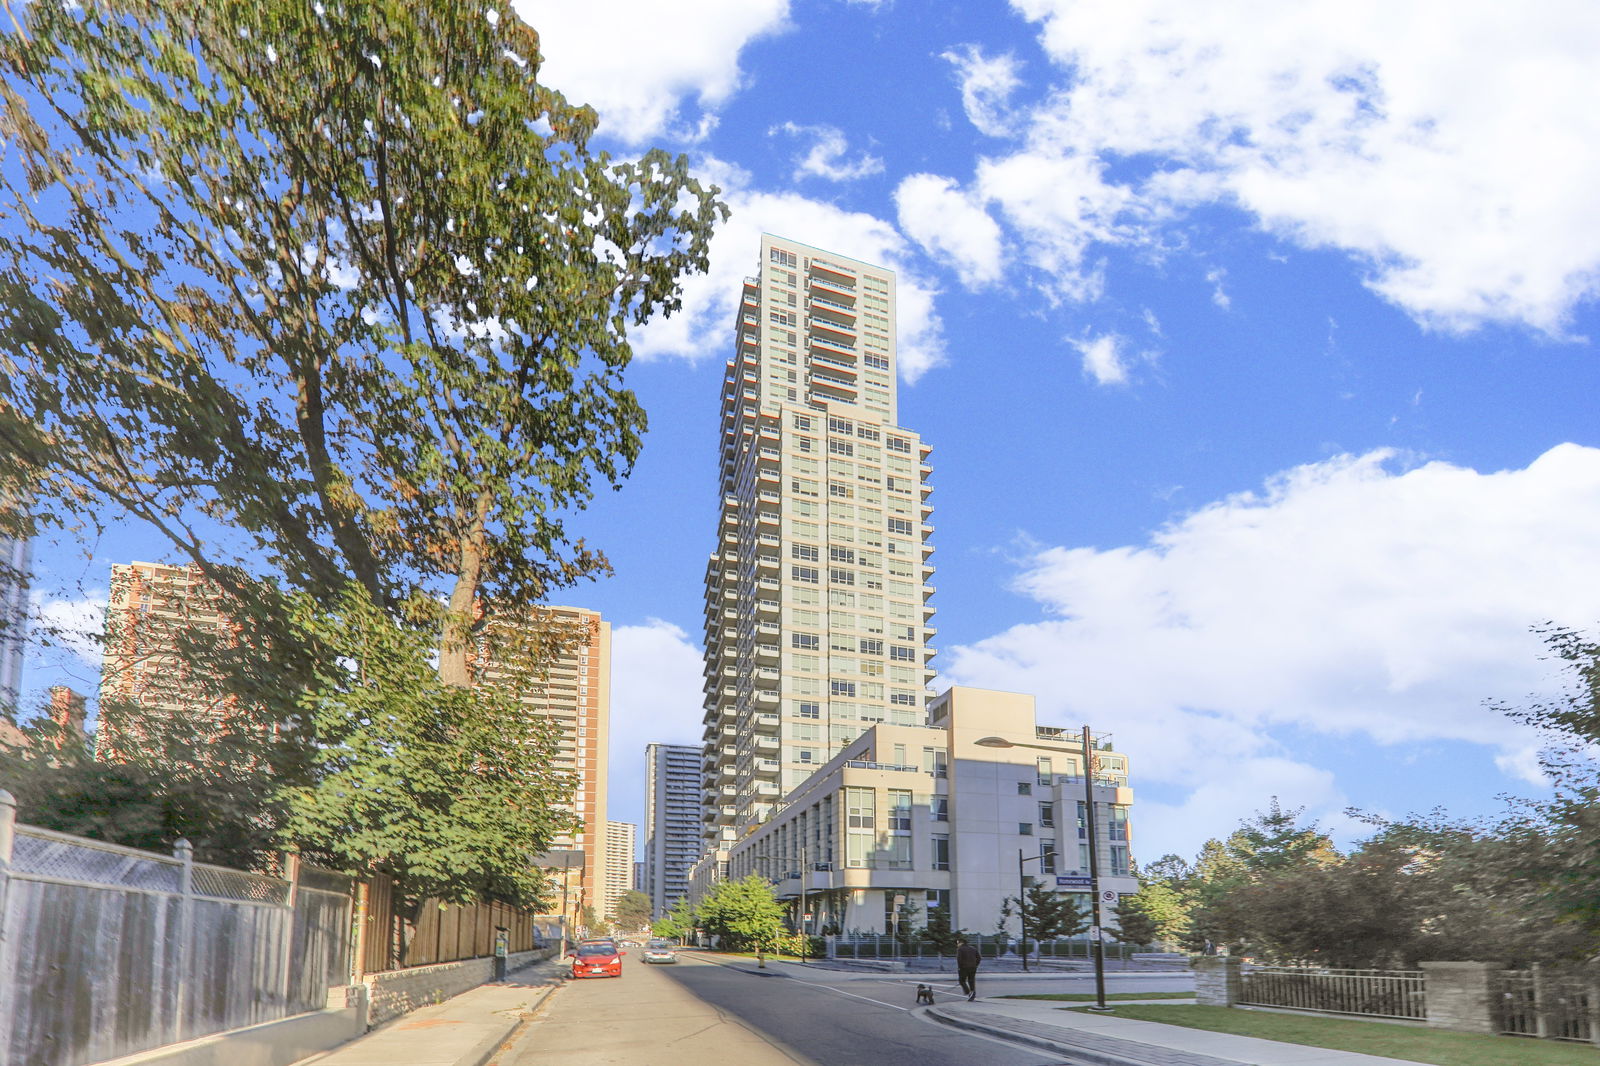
[0,804,352,1066]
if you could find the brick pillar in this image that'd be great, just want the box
[1193,956,1242,1006]
[1422,961,1503,1034]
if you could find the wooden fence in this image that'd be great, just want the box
[356,871,553,974]
[0,797,352,1066]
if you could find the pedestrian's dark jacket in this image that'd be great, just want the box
[956,943,981,969]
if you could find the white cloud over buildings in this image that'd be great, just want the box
[629,159,949,382]
[942,443,1600,857]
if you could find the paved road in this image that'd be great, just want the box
[509,953,1072,1066]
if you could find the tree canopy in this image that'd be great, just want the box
[0,0,724,681]
[0,0,724,906]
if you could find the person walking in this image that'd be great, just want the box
[955,937,981,1001]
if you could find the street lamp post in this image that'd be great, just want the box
[1016,849,1044,973]
[976,728,1114,1012]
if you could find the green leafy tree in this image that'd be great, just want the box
[653,896,697,941]
[1126,858,1193,946]
[1002,882,1087,951]
[697,875,785,952]
[0,0,724,684]
[1108,891,1160,947]
[614,890,653,931]
[0,0,722,905]
[277,586,574,909]
[0,705,286,867]
[918,904,964,955]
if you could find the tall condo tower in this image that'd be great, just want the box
[702,235,936,851]
[0,533,31,710]
[644,742,702,917]
[602,820,636,920]
[473,605,612,925]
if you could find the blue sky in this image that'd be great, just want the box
[19,0,1600,865]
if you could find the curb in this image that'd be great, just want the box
[457,968,564,1066]
[924,1006,1238,1066]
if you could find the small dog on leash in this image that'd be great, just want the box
[915,984,936,1005]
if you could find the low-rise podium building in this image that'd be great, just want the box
[717,686,1136,935]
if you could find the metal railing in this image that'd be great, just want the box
[830,934,1143,963]
[1240,966,1426,1020]
[1498,966,1595,1043]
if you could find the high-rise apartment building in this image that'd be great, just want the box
[0,533,31,710]
[97,561,240,759]
[701,235,936,853]
[644,742,702,917]
[602,820,635,920]
[473,605,611,928]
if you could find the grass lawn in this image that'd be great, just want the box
[1074,1005,1600,1066]
[1004,992,1195,1002]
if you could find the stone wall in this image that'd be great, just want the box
[1192,956,1241,1006]
[364,947,555,1025]
[1421,961,1503,1034]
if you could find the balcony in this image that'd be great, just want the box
[755,642,779,661]
[809,316,856,341]
[810,294,856,318]
[809,258,856,284]
[753,712,780,732]
[807,274,856,301]
[809,334,856,357]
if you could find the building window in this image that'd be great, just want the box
[1077,801,1088,838]
[1108,804,1129,841]
[857,424,881,441]
[887,789,912,831]
[1037,757,1053,785]
[1041,840,1057,874]
[927,888,950,912]
[792,566,819,584]
[931,835,950,871]
[924,747,948,778]
[828,439,854,456]
[930,796,949,821]
[1016,782,1032,796]
[792,543,819,561]
[1110,845,1130,877]
[770,247,797,267]
[830,546,856,564]
[828,482,853,499]
[797,748,820,764]
[889,690,916,706]
[829,568,855,585]
[791,633,819,650]
[796,701,820,719]
[828,416,854,435]
[831,680,856,697]
[1019,823,1033,835]
[859,638,883,655]
[887,517,913,535]
[889,645,916,661]
[886,436,912,454]
[791,478,818,497]
[1039,802,1055,828]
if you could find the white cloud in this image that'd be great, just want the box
[1205,266,1230,310]
[942,45,1025,138]
[631,158,949,382]
[30,590,106,667]
[513,0,790,144]
[772,122,884,182]
[1069,332,1134,386]
[894,174,1004,289]
[978,0,1600,333]
[607,619,705,827]
[942,444,1600,853]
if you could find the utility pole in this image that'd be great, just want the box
[1017,848,1030,973]
[1083,725,1111,1012]
[799,843,808,965]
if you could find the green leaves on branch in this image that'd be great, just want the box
[695,875,786,952]
[279,585,577,909]
[0,0,725,682]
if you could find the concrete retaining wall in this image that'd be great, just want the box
[364,947,556,1026]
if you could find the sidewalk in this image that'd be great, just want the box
[927,997,1425,1066]
[293,959,565,1066]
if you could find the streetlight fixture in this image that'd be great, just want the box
[976,727,1114,1012]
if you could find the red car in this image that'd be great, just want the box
[568,941,624,978]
